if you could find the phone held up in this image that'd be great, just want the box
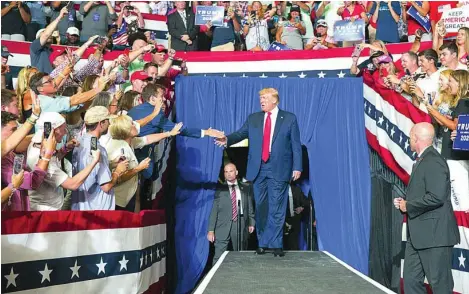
[90,136,98,155]
[118,148,126,163]
[13,154,24,175]
[43,122,52,139]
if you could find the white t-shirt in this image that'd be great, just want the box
[318,2,344,37]
[245,19,270,51]
[104,136,147,207]
[27,144,68,211]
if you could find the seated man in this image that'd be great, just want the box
[207,163,255,263]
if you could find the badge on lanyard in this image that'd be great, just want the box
[93,12,101,22]
[68,12,74,22]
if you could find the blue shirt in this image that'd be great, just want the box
[38,94,82,114]
[211,15,240,48]
[26,2,46,25]
[369,2,401,43]
[30,39,53,74]
[71,133,115,210]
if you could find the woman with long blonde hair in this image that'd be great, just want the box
[456,27,468,65]
[15,66,38,122]
[243,1,270,51]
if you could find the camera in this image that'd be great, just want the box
[124,5,134,11]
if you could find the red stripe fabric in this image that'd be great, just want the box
[1,210,165,235]
[399,279,462,294]
[1,40,434,63]
[142,275,166,294]
[366,129,411,184]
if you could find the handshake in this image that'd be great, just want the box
[204,128,228,147]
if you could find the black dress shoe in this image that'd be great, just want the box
[273,249,285,257]
[255,248,266,255]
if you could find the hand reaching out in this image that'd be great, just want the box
[30,89,41,117]
[169,122,183,136]
[205,128,225,138]
[137,158,151,171]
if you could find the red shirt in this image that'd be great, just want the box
[406,2,430,36]
[341,4,365,21]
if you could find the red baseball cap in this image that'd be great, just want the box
[154,44,168,54]
[49,48,66,64]
[131,70,152,82]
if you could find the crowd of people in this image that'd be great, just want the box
[1,1,468,51]
[0,0,468,271]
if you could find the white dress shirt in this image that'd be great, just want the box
[227,180,243,215]
[263,106,279,153]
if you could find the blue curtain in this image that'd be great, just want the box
[174,77,371,293]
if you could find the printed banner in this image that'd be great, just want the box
[268,41,292,51]
[407,2,432,33]
[441,7,469,33]
[333,19,365,42]
[454,114,469,151]
[195,6,225,27]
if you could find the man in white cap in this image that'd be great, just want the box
[30,6,69,73]
[71,106,129,210]
[26,112,101,211]
[64,27,80,46]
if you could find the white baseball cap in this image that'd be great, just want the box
[66,27,80,36]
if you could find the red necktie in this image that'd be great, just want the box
[231,185,237,221]
[262,112,272,162]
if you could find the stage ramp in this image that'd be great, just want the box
[194,251,395,294]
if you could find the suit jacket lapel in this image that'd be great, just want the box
[271,110,284,145]
[408,147,433,187]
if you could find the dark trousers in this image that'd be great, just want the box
[115,195,136,212]
[253,160,289,249]
[213,220,243,263]
[403,241,454,294]
[139,177,153,210]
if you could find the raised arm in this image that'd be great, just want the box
[40,6,68,46]
[61,151,101,190]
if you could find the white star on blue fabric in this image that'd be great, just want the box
[404,140,409,151]
[399,134,403,144]
[96,257,107,275]
[337,71,345,78]
[70,260,81,279]
[241,73,248,78]
[378,116,384,125]
[119,255,129,272]
[459,252,466,268]
[39,263,53,283]
[150,251,153,262]
[4,267,19,288]
[140,256,144,268]
[165,32,170,39]
[298,72,307,78]
[279,73,287,78]
[157,247,161,259]
[390,127,395,138]
[259,73,268,78]
[317,71,326,78]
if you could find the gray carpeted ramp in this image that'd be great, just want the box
[195,251,395,294]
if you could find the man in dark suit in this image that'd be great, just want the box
[128,83,221,209]
[284,184,309,250]
[215,88,302,257]
[207,163,255,263]
[395,122,460,294]
[166,1,198,51]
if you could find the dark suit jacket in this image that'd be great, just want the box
[226,109,302,182]
[208,181,255,243]
[405,146,460,249]
[166,9,198,51]
[127,103,201,179]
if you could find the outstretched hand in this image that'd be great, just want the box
[205,128,225,138]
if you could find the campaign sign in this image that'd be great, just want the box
[268,42,292,51]
[453,115,469,151]
[441,7,469,33]
[195,6,224,27]
[333,19,365,42]
[407,1,431,33]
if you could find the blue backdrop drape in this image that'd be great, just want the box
[174,77,371,293]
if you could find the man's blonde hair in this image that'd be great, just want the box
[259,88,279,104]
[109,115,133,140]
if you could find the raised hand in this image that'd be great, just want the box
[11,170,24,189]
[169,122,183,136]
[59,6,69,19]
[91,149,101,163]
[41,127,57,155]
[30,89,41,117]
[115,159,129,174]
[97,74,111,90]
[137,158,151,171]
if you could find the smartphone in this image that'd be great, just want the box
[172,59,184,67]
[66,1,74,11]
[118,148,126,162]
[13,154,24,175]
[405,69,411,76]
[427,93,433,105]
[351,44,362,58]
[44,122,52,139]
[90,136,98,153]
